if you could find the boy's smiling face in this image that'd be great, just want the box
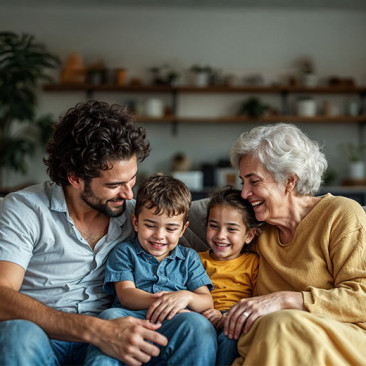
[132,205,189,262]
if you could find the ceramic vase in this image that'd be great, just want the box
[349,161,365,179]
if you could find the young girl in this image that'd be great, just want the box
[199,186,263,366]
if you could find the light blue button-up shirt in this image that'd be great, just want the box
[104,238,213,308]
[0,182,136,315]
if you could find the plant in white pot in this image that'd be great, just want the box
[297,57,317,87]
[339,143,366,180]
[189,64,212,87]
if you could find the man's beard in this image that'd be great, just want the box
[81,180,126,218]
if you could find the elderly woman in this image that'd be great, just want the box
[224,123,366,365]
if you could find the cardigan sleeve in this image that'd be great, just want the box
[303,200,366,323]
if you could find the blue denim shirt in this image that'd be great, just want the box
[0,182,136,315]
[104,238,213,306]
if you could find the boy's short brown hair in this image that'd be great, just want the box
[135,173,192,224]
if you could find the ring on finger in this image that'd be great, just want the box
[242,311,249,318]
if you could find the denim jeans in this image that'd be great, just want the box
[84,308,218,366]
[216,326,239,366]
[0,319,88,365]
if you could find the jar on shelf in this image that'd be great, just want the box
[296,97,316,117]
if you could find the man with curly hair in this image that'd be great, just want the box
[0,101,215,365]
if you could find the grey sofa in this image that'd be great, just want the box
[180,198,210,252]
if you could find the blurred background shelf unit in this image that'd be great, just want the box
[43,84,366,125]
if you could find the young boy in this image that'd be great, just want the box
[84,173,216,365]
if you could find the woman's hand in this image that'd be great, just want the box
[224,291,305,340]
[201,308,223,329]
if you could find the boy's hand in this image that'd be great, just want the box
[201,308,223,329]
[146,291,192,323]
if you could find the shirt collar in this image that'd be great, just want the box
[50,183,68,213]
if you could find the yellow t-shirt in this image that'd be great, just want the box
[199,251,259,311]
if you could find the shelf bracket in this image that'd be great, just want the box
[171,90,179,135]
[280,91,290,115]
[357,91,366,145]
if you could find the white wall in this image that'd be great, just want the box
[1,3,366,187]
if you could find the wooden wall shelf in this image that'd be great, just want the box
[44,83,366,94]
[43,83,366,132]
[135,115,366,124]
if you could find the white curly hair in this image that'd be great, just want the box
[230,123,328,196]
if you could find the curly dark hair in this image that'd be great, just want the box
[135,173,192,224]
[206,186,264,251]
[44,100,150,186]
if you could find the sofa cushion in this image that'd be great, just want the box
[180,198,210,252]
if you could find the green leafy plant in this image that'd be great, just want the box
[149,64,180,86]
[238,97,269,119]
[339,143,366,162]
[189,64,212,74]
[0,31,60,186]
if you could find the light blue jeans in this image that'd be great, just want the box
[84,308,218,366]
[0,319,88,365]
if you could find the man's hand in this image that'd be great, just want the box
[95,316,168,366]
[146,291,192,323]
[201,308,223,329]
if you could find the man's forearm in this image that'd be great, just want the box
[0,286,101,343]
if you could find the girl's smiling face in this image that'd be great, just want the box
[206,204,256,261]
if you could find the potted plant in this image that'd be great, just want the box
[189,64,212,87]
[238,97,269,119]
[149,64,181,86]
[297,57,317,87]
[339,142,366,179]
[0,31,60,188]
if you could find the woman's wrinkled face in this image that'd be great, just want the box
[239,155,287,223]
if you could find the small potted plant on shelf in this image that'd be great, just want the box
[189,64,213,87]
[238,97,269,119]
[149,64,181,86]
[339,142,366,180]
[296,57,317,87]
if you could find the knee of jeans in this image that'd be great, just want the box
[97,307,126,320]
[0,319,48,346]
[178,313,217,340]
